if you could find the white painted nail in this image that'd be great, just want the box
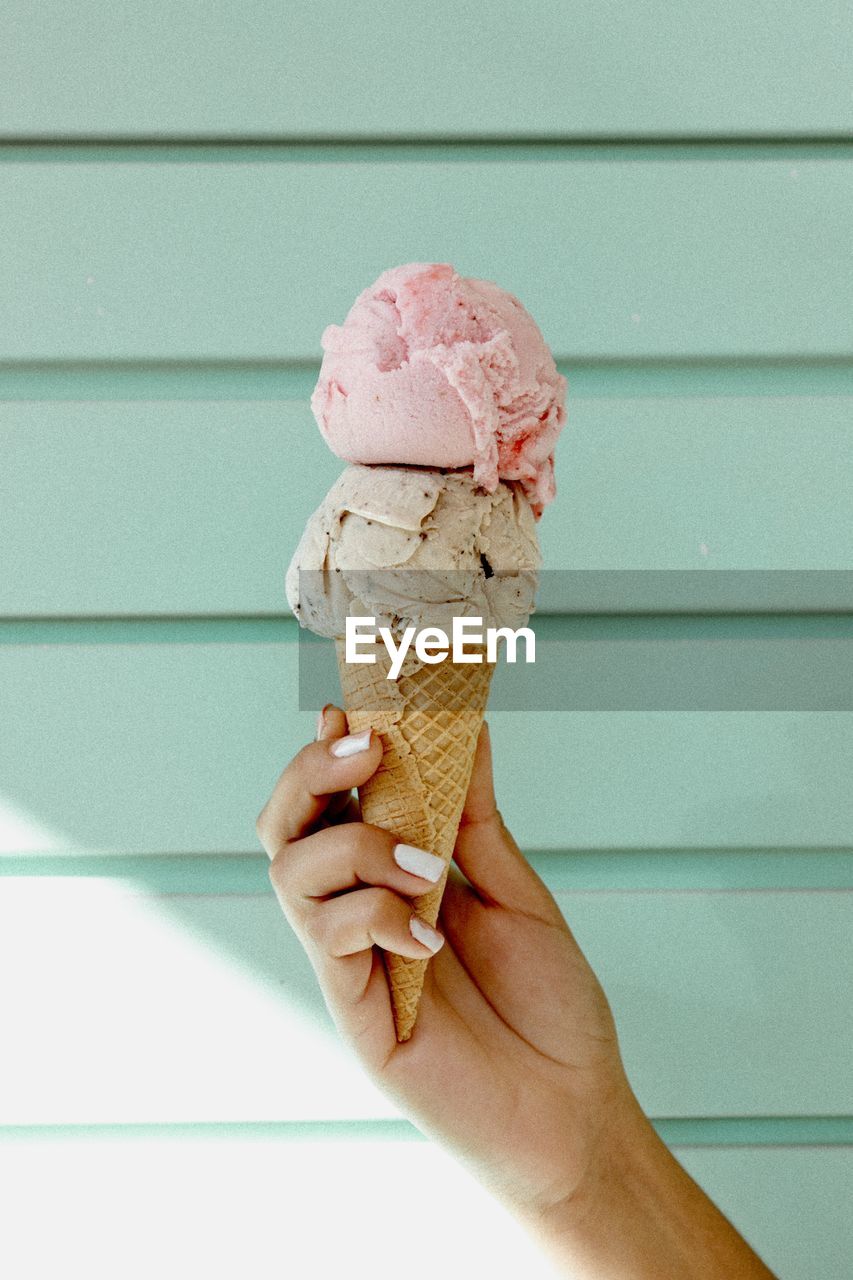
[315,706,329,740]
[409,916,445,954]
[330,729,372,758]
[394,843,445,883]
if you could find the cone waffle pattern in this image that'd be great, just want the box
[335,640,493,1041]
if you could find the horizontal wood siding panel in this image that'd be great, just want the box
[2,158,851,360]
[1,882,850,1122]
[3,2,852,137]
[672,1148,853,1280]
[6,850,853,893]
[3,398,853,616]
[3,644,853,854]
[4,1134,849,1279]
[2,356,851,401]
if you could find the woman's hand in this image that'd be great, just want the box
[257,706,778,1278]
[255,705,632,1219]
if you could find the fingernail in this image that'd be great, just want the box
[330,729,373,758]
[409,916,445,954]
[394,843,445,883]
[315,705,330,740]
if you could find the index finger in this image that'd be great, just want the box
[255,708,383,856]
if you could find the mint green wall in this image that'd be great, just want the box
[1,5,852,1277]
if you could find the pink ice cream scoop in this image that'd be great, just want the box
[309,262,568,518]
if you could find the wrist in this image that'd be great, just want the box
[513,1089,776,1280]
[515,1088,676,1277]
[518,1083,656,1241]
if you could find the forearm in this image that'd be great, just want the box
[512,1092,777,1280]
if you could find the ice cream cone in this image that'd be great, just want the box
[335,639,493,1041]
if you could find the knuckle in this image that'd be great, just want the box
[268,849,293,891]
[256,805,287,859]
[328,821,381,866]
[303,907,328,948]
[354,821,395,863]
[307,900,350,953]
[350,822,385,862]
[295,739,321,773]
[365,885,404,928]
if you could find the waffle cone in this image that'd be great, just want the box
[335,639,494,1041]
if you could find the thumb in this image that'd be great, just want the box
[453,722,563,920]
[459,716,500,826]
